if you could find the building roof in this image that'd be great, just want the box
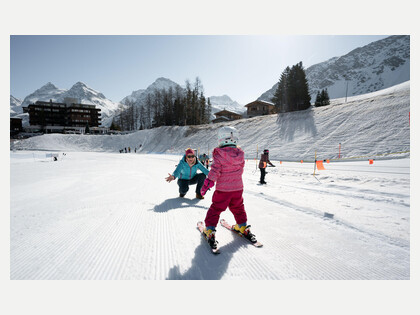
[244,100,275,107]
[214,109,242,116]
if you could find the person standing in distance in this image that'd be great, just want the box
[259,149,275,184]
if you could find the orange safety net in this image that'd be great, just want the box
[316,160,326,170]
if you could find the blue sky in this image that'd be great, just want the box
[10,35,389,104]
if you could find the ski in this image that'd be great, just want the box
[220,219,263,247]
[197,221,220,254]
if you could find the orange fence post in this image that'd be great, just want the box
[369,159,374,164]
[326,159,330,163]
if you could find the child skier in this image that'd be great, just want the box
[259,149,275,184]
[200,126,257,249]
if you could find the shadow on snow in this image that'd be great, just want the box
[152,197,208,213]
[166,236,252,280]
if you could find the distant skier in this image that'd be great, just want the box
[259,149,275,184]
[200,153,210,169]
[165,148,209,199]
[200,126,257,249]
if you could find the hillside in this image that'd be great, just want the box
[259,35,410,103]
[11,81,410,162]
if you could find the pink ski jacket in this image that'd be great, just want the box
[208,146,244,192]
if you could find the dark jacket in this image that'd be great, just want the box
[259,153,274,169]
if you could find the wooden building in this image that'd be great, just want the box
[212,109,243,123]
[244,100,276,118]
[23,99,101,133]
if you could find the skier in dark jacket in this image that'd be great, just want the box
[259,149,275,184]
[165,148,210,199]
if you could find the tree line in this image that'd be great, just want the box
[111,65,331,131]
[111,77,212,131]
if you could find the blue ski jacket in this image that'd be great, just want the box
[172,154,209,180]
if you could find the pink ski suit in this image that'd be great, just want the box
[204,146,247,228]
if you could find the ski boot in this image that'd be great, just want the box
[233,224,257,243]
[204,227,218,250]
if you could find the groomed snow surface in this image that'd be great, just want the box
[10,151,409,280]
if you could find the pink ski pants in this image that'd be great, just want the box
[204,190,247,228]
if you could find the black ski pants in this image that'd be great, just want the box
[259,167,266,183]
[177,173,206,195]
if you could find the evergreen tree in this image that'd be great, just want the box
[314,88,331,107]
[272,62,311,112]
[321,88,330,106]
[205,97,212,124]
[272,67,290,113]
[110,119,121,131]
[314,91,322,107]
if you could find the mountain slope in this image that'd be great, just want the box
[259,35,410,102]
[11,81,410,161]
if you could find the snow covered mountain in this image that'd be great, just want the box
[258,35,410,102]
[61,82,120,126]
[19,82,67,108]
[209,95,245,116]
[13,82,120,127]
[120,77,182,107]
[10,95,23,116]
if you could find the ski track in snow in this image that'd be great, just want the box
[10,152,409,280]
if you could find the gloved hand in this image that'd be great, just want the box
[200,178,214,196]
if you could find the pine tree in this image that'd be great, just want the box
[85,123,90,134]
[321,88,330,106]
[315,91,322,107]
[272,67,290,113]
[205,97,212,124]
[272,62,311,112]
[314,88,331,107]
[110,119,120,131]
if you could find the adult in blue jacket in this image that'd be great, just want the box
[165,148,210,199]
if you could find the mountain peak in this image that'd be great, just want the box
[73,81,87,87]
[147,77,181,91]
[39,82,58,91]
[155,77,172,82]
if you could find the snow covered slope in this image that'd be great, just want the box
[11,81,410,162]
[10,151,410,280]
